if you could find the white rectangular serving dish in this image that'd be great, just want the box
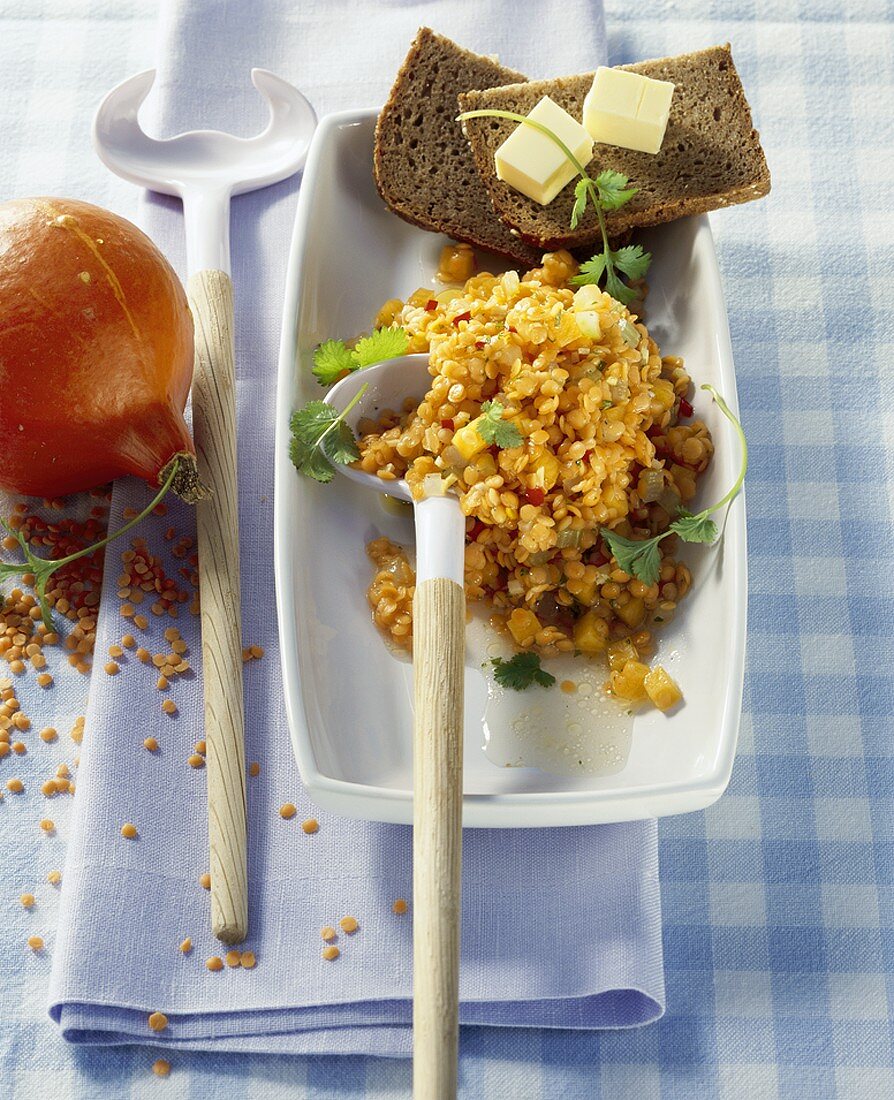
[273,109,747,828]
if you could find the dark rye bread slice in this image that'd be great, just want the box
[373,28,543,268]
[459,44,771,250]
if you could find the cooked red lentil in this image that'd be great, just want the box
[152,1059,171,1077]
[392,898,408,915]
[339,915,358,934]
[206,956,223,972]
[359,253,710,708]
[179,938,192,954]
[301,818,319,835]
[147,1011,168,1031]
[240,950,256,969]
[279,803,297,820]
[321,926,337,942]
[27,935,44,951]
[120,822,137,839]
[322,945,340,961]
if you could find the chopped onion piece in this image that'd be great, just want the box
[556,528,583,549]
[574,311,601,341]
[619,319,640,348]
[422,473,448,498]
[639,469,665,503]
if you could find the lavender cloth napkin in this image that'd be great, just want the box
[47,0,664,1054]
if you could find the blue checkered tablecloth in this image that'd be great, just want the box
[1,0,892,1096]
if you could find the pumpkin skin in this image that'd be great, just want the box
[0,196,195,498]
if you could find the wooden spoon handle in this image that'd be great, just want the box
[412,575,465,1100]
[188,268,248,945]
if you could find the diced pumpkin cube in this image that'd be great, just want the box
[606,638,639,671]
[615,596,645,629]
[644,665,683,712]
[452,420,488,462]
[567,574,599,607]
[573,610,609,654]
[529,448,560,490]
[610,660,649,702]
[650,378,676,413]
[507,608,541,647]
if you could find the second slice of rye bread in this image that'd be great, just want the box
[374,27,543,268]
[459,44,771,251]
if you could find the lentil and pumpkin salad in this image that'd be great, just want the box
[290,243,747,713]
[356,248,705,710]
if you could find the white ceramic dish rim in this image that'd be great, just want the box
[273,108,747,828]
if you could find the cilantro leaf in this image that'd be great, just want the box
[476,400,523,449]
[312,339,356,385]
[604,267,638,306]
[570,178,589,230]
[289,388,366,483]
[669,510,718,544]
[600,528,662,585]
[352,326,408,369]
[570,254,607,286]
[491,652,557,691]
[594,170,638,210]
[611,244,652,282]
[312,327,409,386]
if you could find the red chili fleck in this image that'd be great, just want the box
[525,487,546,506]
[591,548,609,567]
[474,339,486,349]
[440,418,455,431]
[452,311,472,325]
[468,520,486,541]
[425,299,438,311]
[679,397,694,418]
[507,325,517,334]
[583,449,594,463]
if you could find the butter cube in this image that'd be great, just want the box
[494,96,594,206]
[583,67,675,155]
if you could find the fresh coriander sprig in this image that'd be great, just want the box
[475,400,523,449]
[289,385,368,484]
[491,652,556,690]
[0,459,180,630]
[456,108,650,305]
[600,385,748,585]
[312,327,408,386]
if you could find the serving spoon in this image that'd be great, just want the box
[93,69,316,944]
[327,354,466,1099]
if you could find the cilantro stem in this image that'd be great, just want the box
[1,459,180,630]
[697,384,748,515]
[457,108,633,301]
[321,383,367,448]
[458,108,593,186]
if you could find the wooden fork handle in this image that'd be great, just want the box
[188,268,248,945]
